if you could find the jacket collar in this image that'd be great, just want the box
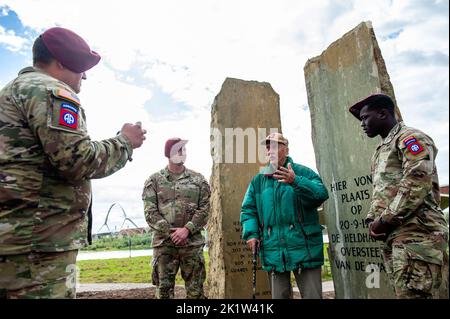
[378,121,404,147]
[162,166,190,180]
[18,66,38,76]
[261,156,294,175]
[284,156,294,167]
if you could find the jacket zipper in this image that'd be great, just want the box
[297,195,312,260]
[274,179,288,271]
[173,178,176,221]
[273,179,279,239]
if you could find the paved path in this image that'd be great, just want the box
[322,280,334,292]
[78,283,153,292]
[78,281,334,293]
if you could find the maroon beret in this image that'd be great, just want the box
[165,138,188,158]
[349,93,394,121]
[41,27,101,73]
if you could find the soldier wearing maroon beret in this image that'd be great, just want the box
[0,27,148,298]
[142,138,211,299]
[349,93,448,299]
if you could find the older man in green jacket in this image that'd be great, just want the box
[240,133,328,299]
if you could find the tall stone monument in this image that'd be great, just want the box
[304,21,400,298]
[207,78,279,299]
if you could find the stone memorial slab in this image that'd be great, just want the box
[304,21,400,298]
[207,78,280,299]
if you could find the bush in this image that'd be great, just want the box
[82,232,153,251]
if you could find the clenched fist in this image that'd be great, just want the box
[121,121,147,148]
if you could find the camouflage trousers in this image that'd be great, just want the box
[0,250,78,299]
[383,238,449,299]
[152,245,206,299]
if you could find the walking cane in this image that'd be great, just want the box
[252,247,257,299]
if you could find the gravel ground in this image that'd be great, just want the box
[76,282,335,299]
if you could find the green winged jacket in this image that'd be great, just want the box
[240,156,329,272]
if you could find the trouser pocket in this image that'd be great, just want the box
[393,243,443,295]
[151,254,160,286]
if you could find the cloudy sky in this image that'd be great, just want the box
[0,0,448,233]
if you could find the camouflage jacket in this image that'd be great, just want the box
[0,67,133,255]
[368,122,448,243]
[142,166,210,248]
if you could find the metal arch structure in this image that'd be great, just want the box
[97,202,139,234]
[120,217,139,231]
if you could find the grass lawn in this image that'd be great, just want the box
[78,253,211,284]
[322,243,333,281]
[78,256,153,283]
[78,245,333,284]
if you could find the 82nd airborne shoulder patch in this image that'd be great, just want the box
[403,136,424,155]
[59,102,79,129]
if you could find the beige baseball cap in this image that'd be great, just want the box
[262,132,288,146]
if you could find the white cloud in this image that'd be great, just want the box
[1,0,448,231]
[0,25,28,51]
[79,64,152,139]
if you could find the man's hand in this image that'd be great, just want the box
[121,122,147,149]
[369,217,394,241]
[246,238,260,254]
[273,163,296,184]
[170,227,190,246]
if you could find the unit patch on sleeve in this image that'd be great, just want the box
[403,136,424,155]
[59,102,79,129]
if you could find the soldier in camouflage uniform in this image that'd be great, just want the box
[349,93,449,299]
[0,27,147,298]
[142,138,210,299]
